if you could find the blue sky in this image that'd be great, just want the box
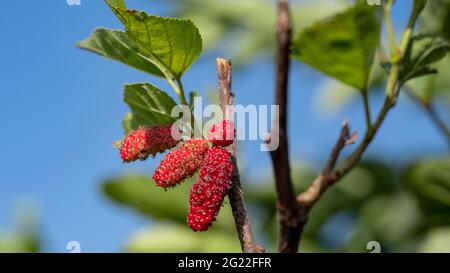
[0,0,447,252]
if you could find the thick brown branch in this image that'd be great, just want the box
[216,58,265,253]
[268,0,302,253]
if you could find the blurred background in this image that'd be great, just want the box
[0,0,449,252]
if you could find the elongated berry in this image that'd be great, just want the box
[187,147,234,231]
[207,120,236,147]
[152,139,209,188]
[119,125,179,163]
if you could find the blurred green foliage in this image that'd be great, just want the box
[170,0,348,65]
[102,157,450,253]
[291,3,381,91]
[0,201,40,253]
[96,0,450,253]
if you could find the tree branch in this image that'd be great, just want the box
[273,0,425,252]
[267,0,303,253]
[297,120,358,208]
[405,89,450,149]
[295,96,394,247]
[216,58,265,253]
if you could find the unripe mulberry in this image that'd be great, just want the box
[187,147,234,231]
[119,125,179,162]
[153,139,209,188]
[208,120,236,147]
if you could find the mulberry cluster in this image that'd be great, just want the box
[119,125,179,162]
[152,139,210,188]
[119,119,237,232]
[187,147,234,231]
[207,119,236,147]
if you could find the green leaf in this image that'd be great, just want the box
[402,66,438,82]
[102,175,193,223]
[291,3,381,91]
[77,28,164,77]
[410,0,428,24]
[123,83,178,129]
[385,34,449,83]
[105,0,202,79]
[407,158,450,206]
[414,39,450,68]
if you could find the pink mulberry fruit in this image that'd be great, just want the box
[207,120,236,147]
[152,139,209,188]
[187,147,234,231]
[119,124,179,162]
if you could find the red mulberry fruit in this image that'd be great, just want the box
[207,120,236,147]
[187,147,234,231]
[152,139,209,188]
[119,125,180,163]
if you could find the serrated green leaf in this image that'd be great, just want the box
[123,83,178,129]
[291,3,381,91]
[106,0,125,9]
[106,0,202,79]
[77,28,164,77]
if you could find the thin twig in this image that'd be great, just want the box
[216,58,265,253]
[295,96,394,251]
[268,0,303,253]
[298,96,393,203]
[297,120,358,208]
[405,89,450,149]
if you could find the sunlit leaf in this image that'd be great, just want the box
[77,28,164,77]
[291,3,381,91]
[106,0,202,78]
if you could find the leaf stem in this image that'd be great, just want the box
[384,0,398,59]
[362,90,373,132]
[175,77,189,106]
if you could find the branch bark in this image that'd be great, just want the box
[268,0,304,253]
[216,58,265,253]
